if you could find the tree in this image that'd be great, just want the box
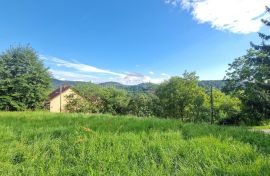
[225,7,270,123]
[211,88,242,123]
[156,72,208,120]
[127,92,157,117]
[0,46,51,110]
[101,87,130,115]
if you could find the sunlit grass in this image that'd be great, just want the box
[253,125,270,130]
[0,112,269,175]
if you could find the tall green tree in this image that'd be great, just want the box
[0,46,51,110]
[225,7,270,123]
[156,72,208,120]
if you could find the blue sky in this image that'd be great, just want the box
[0,0,270,84]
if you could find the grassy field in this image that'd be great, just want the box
[0,112,270,175]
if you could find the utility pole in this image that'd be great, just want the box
[60,85,62,113]
[210,86,214,124]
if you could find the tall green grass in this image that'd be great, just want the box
[0,112,269,175]
[182,123,270,154]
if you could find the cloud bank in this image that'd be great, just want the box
[166,0,270,34]
[41,55,168,85]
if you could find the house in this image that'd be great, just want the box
[48,85,77,112]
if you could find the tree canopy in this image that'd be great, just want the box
[225,6,270,124]
[156,72,207,120]
[0,46,51,110]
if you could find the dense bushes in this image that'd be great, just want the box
[65,84,159,117]
[65,83,131,115]
[65,72,242,124]
[127,93,158,117]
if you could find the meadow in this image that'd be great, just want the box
[0,112,270,175]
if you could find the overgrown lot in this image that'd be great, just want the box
[0,112,269,175]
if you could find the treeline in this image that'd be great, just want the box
[65,71,241,124]
[53,78,226,92]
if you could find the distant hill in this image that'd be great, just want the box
[99,82,129,89]
[52,79,226,92]
[100,82,159,93]
[198,80,226,90]
[52,79,86,88]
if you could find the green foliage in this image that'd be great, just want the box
[198,80,226,90]
[65,72,242,124]
[65,83,130,115]
[66,83,105,113]
[211,88,242,123]
[156,72,209,121]
[0,112,270,175]
[100,82,159,93]
[65,93,101,113]
[225,48,270,124]
[225,8,270,124]
[101,87,130,114]
[0,46,51,111]
[53,79,226,92]
[127,92,158,117]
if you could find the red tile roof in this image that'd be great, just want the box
[49,85,71,100]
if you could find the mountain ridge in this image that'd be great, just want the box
[52,79,226,92]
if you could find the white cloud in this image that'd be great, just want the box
[149,71,154,75]
[41,55,169,85]
[161,73,170,77]
[49,70,98,82]
[165,0,181,7]
[40,55,125,77]
[117,72,167,85]
[148,77,168,84]
[166,0,270,34]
